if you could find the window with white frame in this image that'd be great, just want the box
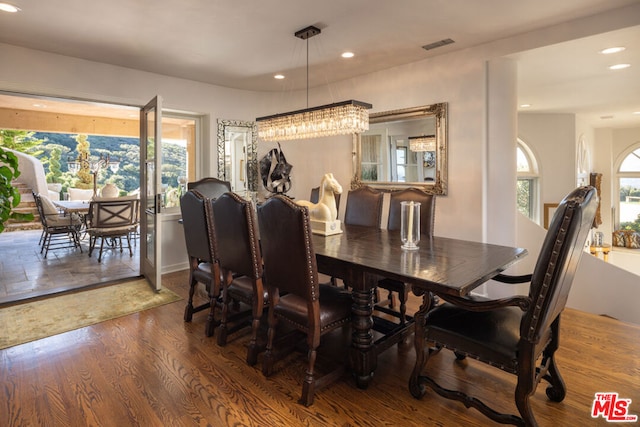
[616,145,640,232]
[516,139,539,221]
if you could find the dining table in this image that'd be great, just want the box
[311,224,527,389]
[53,200,91,233]
[53,199,91,216]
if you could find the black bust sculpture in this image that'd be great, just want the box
[259,142,292,196]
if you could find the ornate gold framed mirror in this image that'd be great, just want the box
[352,102,447,195]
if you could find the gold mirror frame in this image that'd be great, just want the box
[352,102,448,195]
[217,119,258,192]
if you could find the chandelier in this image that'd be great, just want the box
[409,135,436,152]
[68,152,120,197]
[256,25,372,141]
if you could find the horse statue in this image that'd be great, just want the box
[297,173,343,235]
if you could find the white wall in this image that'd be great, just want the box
[516,113,640,324]
[517,210,640,324]
[570,254,640,325]
[518,113,577,206]
[1,3,639,317]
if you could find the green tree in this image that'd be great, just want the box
[620,214,640,233]
[45,146,63,183]
[619,185,633,202]
[0,130,46,155]
[0,147,33,233]
[72,134,93,189]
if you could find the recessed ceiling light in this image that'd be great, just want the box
[274,74,285,80]
[0,2,20,12]
[341,52,355,59]
[609,63,631,70]
[520,104,531,108]
[633,111,640,115]
[600,47,625,54]
[32,103,47,108]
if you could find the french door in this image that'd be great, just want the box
[140,96,163,291]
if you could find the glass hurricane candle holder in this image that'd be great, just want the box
[401,201,421,250]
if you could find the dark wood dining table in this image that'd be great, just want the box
[311,224,527,389]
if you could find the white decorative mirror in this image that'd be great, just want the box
[217,119,258,193]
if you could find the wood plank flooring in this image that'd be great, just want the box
[1,270,639,426]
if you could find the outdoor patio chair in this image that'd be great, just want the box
[86,198,139,262]
[34,193,83,258]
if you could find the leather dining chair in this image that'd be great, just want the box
[210,192,268,366]
[343,186,383,228]
[258,195,352,406]
[339,186,384,289]
[187,177,231,200]
[410,186,598,426]
[377,188,436,324]
[179,189,221,336]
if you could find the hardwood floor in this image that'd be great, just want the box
[1,269,638,426]
[0,229,140,305]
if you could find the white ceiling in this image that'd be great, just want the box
[0,0,638,128]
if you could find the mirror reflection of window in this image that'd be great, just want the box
[225,126,249,192]
[361,134,382,181]
[217,119,257,195]
[395,147,407,182]
[354,103,448,194]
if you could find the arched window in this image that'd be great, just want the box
[516,139,539,221]
[616,145,640,232]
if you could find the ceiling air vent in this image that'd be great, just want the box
[422,38,455,51]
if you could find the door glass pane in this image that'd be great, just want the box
[145,210,156,261]
[145,160,155,212]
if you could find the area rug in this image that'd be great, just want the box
[0,279,182,350]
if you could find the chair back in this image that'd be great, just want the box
[187,177,231,200]
[88,199,138,229]
[310,187,341,212]
[179,190,217,264]
[387,187,436,237]
[258,195,318,301]
[344,186,383,228]
[211,192,262,280]
[33,193,49,226]
[522,186,598,342]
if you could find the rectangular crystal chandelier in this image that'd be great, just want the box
[256,100,372,141]
[256,25,372,141]
[409,135,436,152]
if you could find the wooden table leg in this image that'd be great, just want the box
[349,272,376,389]
[409,289,435,398]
